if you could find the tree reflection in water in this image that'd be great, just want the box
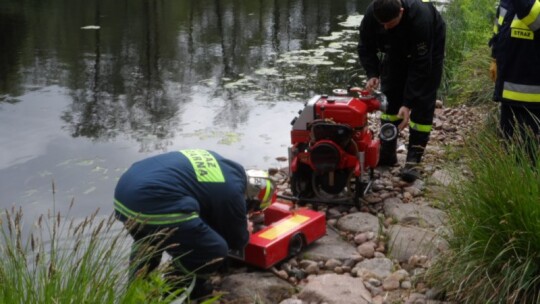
[0,0,368,147]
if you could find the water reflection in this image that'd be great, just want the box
[1,0,368,136]
[0,0,369,219]
[0,11,26,100]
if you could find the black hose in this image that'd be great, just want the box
[276,194,355,204]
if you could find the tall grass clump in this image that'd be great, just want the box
[439,0,498,105]
[427,123,540,303]
[0,183,206,304]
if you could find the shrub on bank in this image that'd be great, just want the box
[0,199,205,304]
[427,123,540,303]
[439,0,498,105]
[429,0,540,302]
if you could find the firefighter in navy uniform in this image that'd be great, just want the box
[358,0,446,182]
[113,149,274,300]
[490,0,540,158]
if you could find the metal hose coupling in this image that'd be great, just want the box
[372,90,388,113]
[379,123,398,142]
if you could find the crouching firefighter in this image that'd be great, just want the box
[357,0,446,182]
[113,149,275,300]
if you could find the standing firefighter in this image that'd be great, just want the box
[490,0,540,157]
[113,149,274,300]
[358,0,446,182]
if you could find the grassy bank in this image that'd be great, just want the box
[427,122,540,303]
[0,195,207,304]
[429,0,540,302]
[439,0,498,105]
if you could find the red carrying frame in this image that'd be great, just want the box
[229,200,326,269]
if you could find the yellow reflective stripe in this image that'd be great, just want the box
[180,149,225,183]
[511,18,529,29]
[503,90,540,102]
[259,214,309,240]
[511,28,534,39]
[522,0,540,31]
[494,14,504,33]
[503,82,540,102]
[260,179,272,209]
[510,17,534,39]
[114,199,199,225]
[421,0,430,2]
[380,113,401,122]
[409,121,432,133]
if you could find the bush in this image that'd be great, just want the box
[440,0,498,105]
[427,122,540,303]
[0,191,198,304]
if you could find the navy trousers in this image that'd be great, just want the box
[127,217,228,285]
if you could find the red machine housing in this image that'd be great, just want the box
[229,200,326,269]
[288,88,385,207]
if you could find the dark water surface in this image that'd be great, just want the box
[0,0,369,221]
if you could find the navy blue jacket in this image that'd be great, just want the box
[491,0,540,107]
[114,150,249,250]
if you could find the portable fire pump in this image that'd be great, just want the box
[228,88,388,268]
[287,87,388,207]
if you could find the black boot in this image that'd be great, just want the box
[190,278,214,300]
[401,129,429,183]
[400,149,423,182]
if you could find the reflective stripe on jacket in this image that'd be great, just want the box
[492,0,540,106]
[113,150,250,250]
[114,199,199,225]
[381,113,432,133]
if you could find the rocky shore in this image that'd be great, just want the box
[210,103,490,304]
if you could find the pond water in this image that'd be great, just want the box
[0,0,370,222]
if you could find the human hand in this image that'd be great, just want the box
[397,106,410,130]
[247,219,254,234]
[365,77,380,92]
[489,58,497,82]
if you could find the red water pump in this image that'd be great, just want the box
[287,87,387,207]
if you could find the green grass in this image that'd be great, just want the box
[0,183,216,304]
[428,1,540,301]
[426,124,540,303]
[439,0,498,106]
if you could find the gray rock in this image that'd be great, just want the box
[326,208,343,219]
[431,169,453,187]
[279,299,304,304]
[387,225,449,263]
[336,212,381,234]
[354,257,394,279]
[384,199,447,228]
[301,226,358,261]
[324,258,342,269]
[298,273,372,304]
[356,241,376,258]
[219,272,295,304]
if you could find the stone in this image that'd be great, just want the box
[297,273,372,304]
